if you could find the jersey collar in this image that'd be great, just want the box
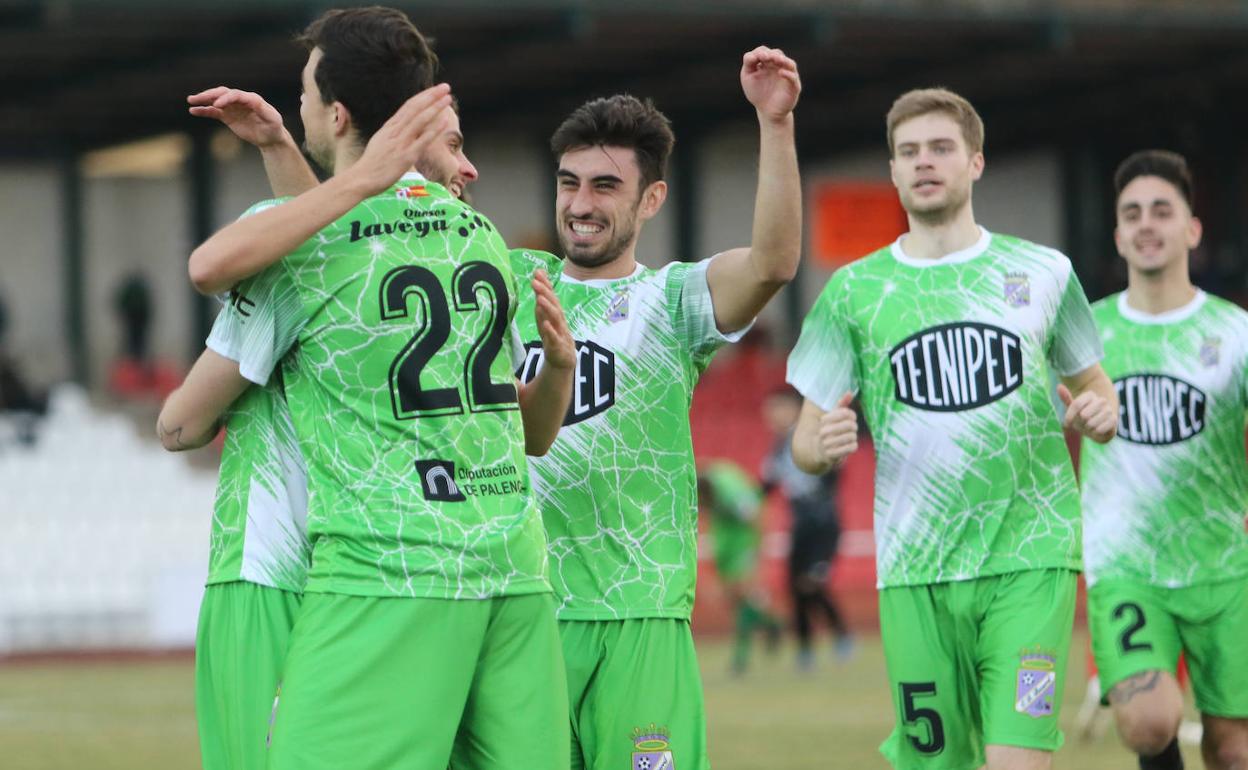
[558,262,645,287]
[891,226,992,267]
[1117,289,1207,325]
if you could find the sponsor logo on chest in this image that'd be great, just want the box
[889,322,1023,411]
[1114,373,1206,445]
[517,339,616,425]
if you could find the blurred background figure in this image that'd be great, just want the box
[0,291,47,447]
[698,460,783,675]
[761,385,854,670]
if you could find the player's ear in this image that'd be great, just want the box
[638,180,667,222]
[332,101,352,140]
[969,151,985,181]
[1186,215,1203,250]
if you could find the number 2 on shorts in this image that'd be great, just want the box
[1112,601,1153,654]
[900,681,946,755]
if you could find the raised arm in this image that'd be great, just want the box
[187,84,453,295]
[1058,363,1118,444]
[156,350,251,451]
[705,46,802,333]
[517,271,576,456]
[188,86,319,198]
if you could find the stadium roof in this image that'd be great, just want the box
[5,0,1248,159]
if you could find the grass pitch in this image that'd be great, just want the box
[0,632,1199,769]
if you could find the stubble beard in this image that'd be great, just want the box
[559,212,639,270]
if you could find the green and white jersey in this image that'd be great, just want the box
[511,249,747,620]
[787,228,1103,589]
[1081,290,1248,588]
[219,174,548,600]
[204,305,310,592]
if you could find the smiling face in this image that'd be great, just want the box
[889,111,983,225]
[554,145,665,270]
[1115,174,1202,277]
[416,108,478,198]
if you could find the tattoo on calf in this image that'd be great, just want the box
[1108,670,1161,705]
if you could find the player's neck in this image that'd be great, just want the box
[563,250,639,281]
[900,205,980,261]
[330,142,364,177]
[1125,265,1197,315]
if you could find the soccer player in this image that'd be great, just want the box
[508,47,801,770]
[697,461,783,675]
[760,384,854,669]
[787,88,1118,770]
[157,312,309,770]
[1079,149,1248,770]
[167,8,578,769]
[164,42,492,770]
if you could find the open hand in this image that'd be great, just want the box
[348,84,453,197]
[532,270,575,372]
[188,86,288,148]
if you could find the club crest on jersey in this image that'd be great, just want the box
[607,289,630,323]
[518,340,616,425]
[889,322,1023,411]
[1113,373,1206,445]
[395,184,429,199]
[1003,272,1030,308]
[1200,336,1221,367]
[1014,649,1057,719]
[632,724,675,770]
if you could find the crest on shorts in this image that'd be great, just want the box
[1003,272,1030,308]
[1014,648,1057,718]
[607,289,630,323]
[1199,336,1221,367]
[632,724,674,770]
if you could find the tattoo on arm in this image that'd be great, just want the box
[1108,670,1162,705]
[157,418,220,451]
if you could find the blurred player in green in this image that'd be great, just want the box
[1079,150,1248,770]
[697,461,783,675]
[788,88,1118,770]
[509,47,802,770]
[761,384,854,669]
[169,8,578,769]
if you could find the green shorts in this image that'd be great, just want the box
[195,580,301,770]
[559,618,707,770]
[1088,578,1248,717]
[267,591,569,770]
[878,569,1077,770]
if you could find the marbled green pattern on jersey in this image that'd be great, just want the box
[787,229,1103,588]
[511,249,744,620]
[205,309,310,592]
[221,176,548,600]
[1082,291,1248,587]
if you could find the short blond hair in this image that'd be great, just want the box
[886,88,984,156]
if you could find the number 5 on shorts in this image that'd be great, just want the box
[900,682,945,755]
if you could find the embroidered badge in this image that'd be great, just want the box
[1200,336,1221,367]
[607,289,630,323]
[1003,272,1030,308]
[632,724,674,770]
[1014,649,1057,718]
